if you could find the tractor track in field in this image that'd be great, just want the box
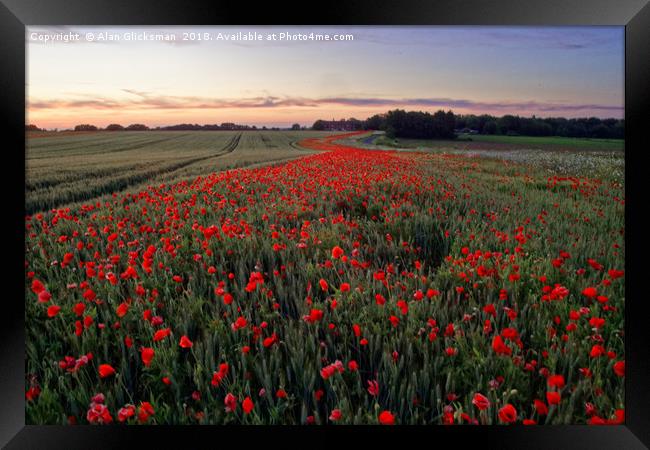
[289,140,319,152]
[28,133,195,159]
[26,133,243,214]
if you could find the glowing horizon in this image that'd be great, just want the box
[27,26,624,130]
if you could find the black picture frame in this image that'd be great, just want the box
[1,1,648,448]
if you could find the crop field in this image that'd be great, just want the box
[455,134,624,150]
[26,131,330,214]
[25,131,624,425]
[345,132,625,181]
[363,133,624,152]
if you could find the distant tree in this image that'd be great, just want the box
[590,124,611,139]
[346,118,365,131]
[26,124,41,132]
[291,123,301,130]
[312,120,326,131]
[483,121,498,135]
[613,120,625,139]
[74,124,98,131]
[105,124,124,131]
[567,122,587,138]
[384,109,455,139]
[497,115,520,135]
[365,114,386,130]
[125,124,149,131]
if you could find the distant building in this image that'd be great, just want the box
[455,128,479,134]
[318,119,360,131]
[219,123,252,130]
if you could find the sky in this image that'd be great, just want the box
[26,26,624,129]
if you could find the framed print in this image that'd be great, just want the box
[1,0,649,448]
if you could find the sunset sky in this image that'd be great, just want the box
[26,26,624,129]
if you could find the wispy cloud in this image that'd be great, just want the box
[27,91,623,115]
[353,27,622,51]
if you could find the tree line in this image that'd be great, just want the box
[26,123,299,132]
[313,110,624,140]
[454,114,624,139]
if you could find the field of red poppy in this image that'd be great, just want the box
[25,131,625,425]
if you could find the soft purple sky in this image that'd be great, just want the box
[26,26,624,129]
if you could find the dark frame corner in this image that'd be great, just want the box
[1,0,649,448]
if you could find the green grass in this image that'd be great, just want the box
[457,134,624,150]
[369,134,623,152]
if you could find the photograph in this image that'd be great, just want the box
[23,25,627,427]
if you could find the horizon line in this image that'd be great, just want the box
[28,112,625,132]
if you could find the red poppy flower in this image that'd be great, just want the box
[547,374,565,389]
[242,396,254,414]
[153,328,171,342]
[613,360,625,377]
[116,302,129,318]
[86,402,113,424]
[608,269,624,279]
[483,304,496,317]
[47,305,61,318]
[25,386,41,402]
[263,333,277,348]
[137,401,154,424]
[117,404,135,422]
[72,302,85,317]
[179,335,193,348]
[224,393,237,413]
[498,404,517,423]
[98,364,116,378]
[608,409,624,425]
[590,344,605,358]
[582,287,598,298]
[472,393,490,410]
[141,347,154,367]
[589,317,605,329]
[445,347,458,356]
[329,409,342,421]
[231,316,248,331]
[31,279,45,294]
[304,309,323,323]
[379,410,395,425]
[546,391,561,405]
[492,335,512,356]
[367,380,379,397]
[534,399,548,416]
[331,246,344,259]
[37,290,51,303]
